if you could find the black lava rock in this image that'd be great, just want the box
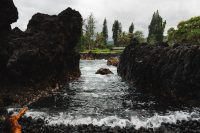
[118,40,200,105]
[0,0,82,86]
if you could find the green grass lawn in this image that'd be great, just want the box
[80,48,123,54]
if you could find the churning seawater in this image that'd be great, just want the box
[9,60,200,129]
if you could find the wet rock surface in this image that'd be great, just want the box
[96,68,113,75]
[118,39,200,105]
[1,116,200,133]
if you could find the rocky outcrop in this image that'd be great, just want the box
[118,39,200,105]
[6,8,82,85]
[0,0,82,85]
[96,68,113,75]
[0,0,82,106]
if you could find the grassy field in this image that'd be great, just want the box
[80,48,123,54]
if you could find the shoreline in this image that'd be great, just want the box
[1,116,200,133]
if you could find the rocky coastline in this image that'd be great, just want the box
[1,1,200,133]
[118,39,200,106]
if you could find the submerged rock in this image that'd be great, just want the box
[96,68,113,75]
[107,57,119,67]
[118,40,200,105]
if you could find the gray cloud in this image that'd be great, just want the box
[12,0,200,38]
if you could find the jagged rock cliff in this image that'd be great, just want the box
[118,40,200,105]
[0,0,82,86]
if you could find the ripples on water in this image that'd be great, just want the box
[9,60,200,129]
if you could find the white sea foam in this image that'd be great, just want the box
[22,110,200,129]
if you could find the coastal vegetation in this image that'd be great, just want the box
[78,11,200,54]
[167,16,200,45]
[77,13,145,53]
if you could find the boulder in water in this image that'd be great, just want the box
[107,57,119,67]
[95,68,113,75]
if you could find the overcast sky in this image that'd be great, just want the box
[12,0,200,39]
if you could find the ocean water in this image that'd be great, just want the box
[8,60,200,129]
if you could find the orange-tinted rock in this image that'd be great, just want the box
[107,57,119,67]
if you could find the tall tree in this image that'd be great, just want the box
[129,22,134,33]
[85,13,96,50]
[147,10,166,44]
[112,20,120,46]
[102,18,108,45]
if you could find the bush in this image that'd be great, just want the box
[168,16,200,45]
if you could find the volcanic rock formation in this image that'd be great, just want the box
[118,39,200,105]
[0,0,82,86]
